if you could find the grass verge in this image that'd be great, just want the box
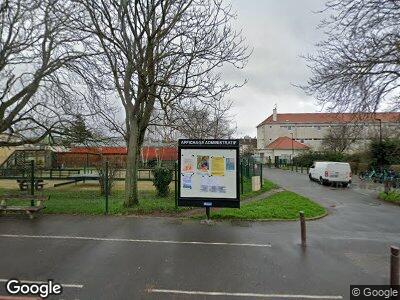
[241,178,278,199]
[0,184,185,215]
[211,191,326,220]
[378,190,400,205]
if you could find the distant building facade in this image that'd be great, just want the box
[239,136,257,155]
[256,108,400,162]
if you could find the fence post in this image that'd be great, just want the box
[390,246,399,286]
[240,162,244,195]
[174,161,178,210]
[104,161,109,215]
[299,211,306,247]
[30,160,35,206]
[260,163,263,188]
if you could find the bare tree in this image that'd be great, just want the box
[147,98,236,141]
[303,0,400,113]
[321,123,362,153]
[0,0,91,146]
[75,0,250,206]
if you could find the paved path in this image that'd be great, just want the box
[263,167,400,233]
[0,168,398,299]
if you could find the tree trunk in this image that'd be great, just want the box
[124,118,140,207]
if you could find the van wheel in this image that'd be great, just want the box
[309,174,312,181]
[319,177,324,185]
[342,182,349,188]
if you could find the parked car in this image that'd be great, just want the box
[309,161,352,187]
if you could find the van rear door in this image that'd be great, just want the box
[326,163,350,182]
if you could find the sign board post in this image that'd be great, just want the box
[178,139,240,218]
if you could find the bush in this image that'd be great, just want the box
[370,139,400,167]
[294,151,345,167]
[152,167,173,197]
[379,191,400,204]
[147,158,158,168]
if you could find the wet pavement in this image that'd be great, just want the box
[0,168,399,299]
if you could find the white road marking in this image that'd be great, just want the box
[0,234,271,248]
[147,288,343,299]
[0,279,83,288]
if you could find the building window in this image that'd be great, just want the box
[287,126,292,130]
[317,126,321,130]
[300,139,304,143]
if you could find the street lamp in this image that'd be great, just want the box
[290,132,294,162]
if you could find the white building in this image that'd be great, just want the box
[256,108,400,162]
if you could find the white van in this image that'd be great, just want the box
[308,161,352,187]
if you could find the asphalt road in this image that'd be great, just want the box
[0,168,399,300]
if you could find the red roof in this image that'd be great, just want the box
[68,147,127,155]
[64,147,177,160]
[257,112,400,127]
[266,137,309,150]
[140,146,177,161]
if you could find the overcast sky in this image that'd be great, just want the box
[226,0,326,137]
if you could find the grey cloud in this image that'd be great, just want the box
[224,0,327,136]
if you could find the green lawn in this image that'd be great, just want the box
[0,178,293,218]
[379,191,400,204]
[211,191,326,220]
[241,178,278,199]
[0,186,184,215]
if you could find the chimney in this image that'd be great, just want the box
[272,106,277,122]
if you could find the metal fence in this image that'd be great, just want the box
[0,167,177,181]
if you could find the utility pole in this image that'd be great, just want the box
[290,132,294,163]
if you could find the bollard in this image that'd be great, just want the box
[299,211,306,247]
[391,246,399,286]
[260,163,263,188]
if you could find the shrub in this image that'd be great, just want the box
[147,158,158,168]
[379,191,400,204]
[294,151,345,167]
[370,139,400,167]
[152,166,173,197]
